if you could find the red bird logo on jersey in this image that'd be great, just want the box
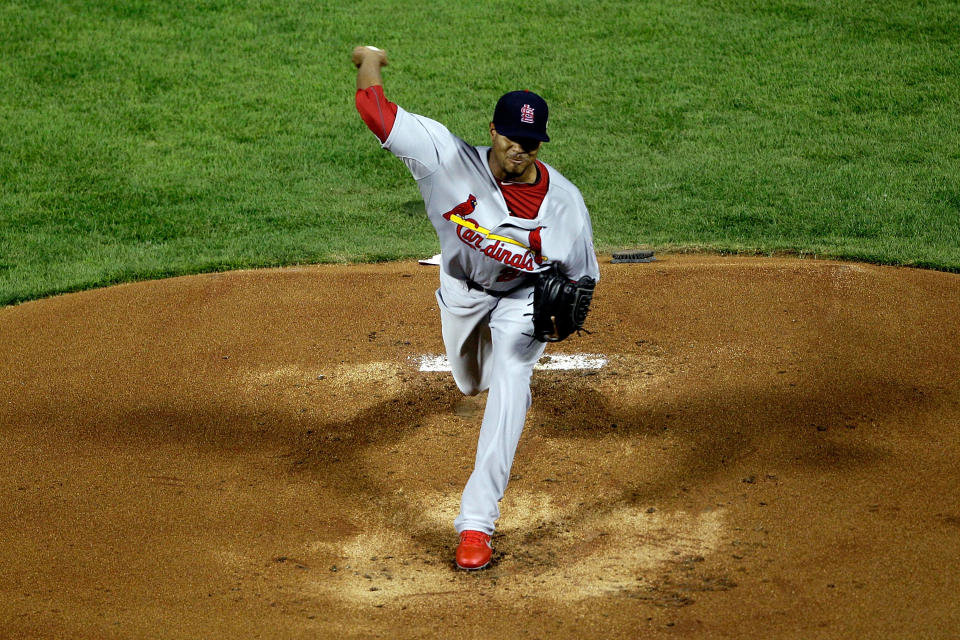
[442,194,478,221]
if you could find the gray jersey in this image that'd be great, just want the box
[381,105,600,292]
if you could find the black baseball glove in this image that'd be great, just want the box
[531,265,596,342]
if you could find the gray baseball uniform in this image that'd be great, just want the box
[379,103,600,535]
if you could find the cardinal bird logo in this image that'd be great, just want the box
[442,194,478,221]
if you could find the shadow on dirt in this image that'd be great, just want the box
[527,372,906,484]
[28,356,938,561]
[268,363,939,556]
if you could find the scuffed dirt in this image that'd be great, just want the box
[2,255,959,639]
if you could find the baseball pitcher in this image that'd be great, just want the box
[352,46,599,570]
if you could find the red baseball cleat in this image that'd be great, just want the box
[455,530,492,570]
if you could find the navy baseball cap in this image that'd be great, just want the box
[492,90,550,142]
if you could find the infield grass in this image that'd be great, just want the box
[2,0,958,304]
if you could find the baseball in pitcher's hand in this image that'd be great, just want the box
[352,45,388,68]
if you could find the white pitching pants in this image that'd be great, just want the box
[435,270,546,536]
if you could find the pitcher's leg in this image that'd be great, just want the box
[436,272,495,396]
[454,294,545,535]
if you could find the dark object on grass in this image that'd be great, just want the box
[612,250,655,263]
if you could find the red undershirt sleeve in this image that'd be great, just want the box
[355,85,398,143]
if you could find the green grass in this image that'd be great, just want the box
[2,0,958,304]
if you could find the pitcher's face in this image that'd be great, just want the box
[489,124,541,183]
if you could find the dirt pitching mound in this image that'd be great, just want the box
[2,255,959,639]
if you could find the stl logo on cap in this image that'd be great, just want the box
[520,104,535,124]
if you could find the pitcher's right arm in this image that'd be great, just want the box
[353,46,396,143]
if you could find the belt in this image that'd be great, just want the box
[465,279,527,298]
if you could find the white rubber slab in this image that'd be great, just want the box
[414,353,607,372]
[418,253,442,266]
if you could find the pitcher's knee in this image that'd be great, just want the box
[457,380,484,396]
[453,370,488,396]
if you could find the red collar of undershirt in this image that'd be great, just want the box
[497,160,546,187]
